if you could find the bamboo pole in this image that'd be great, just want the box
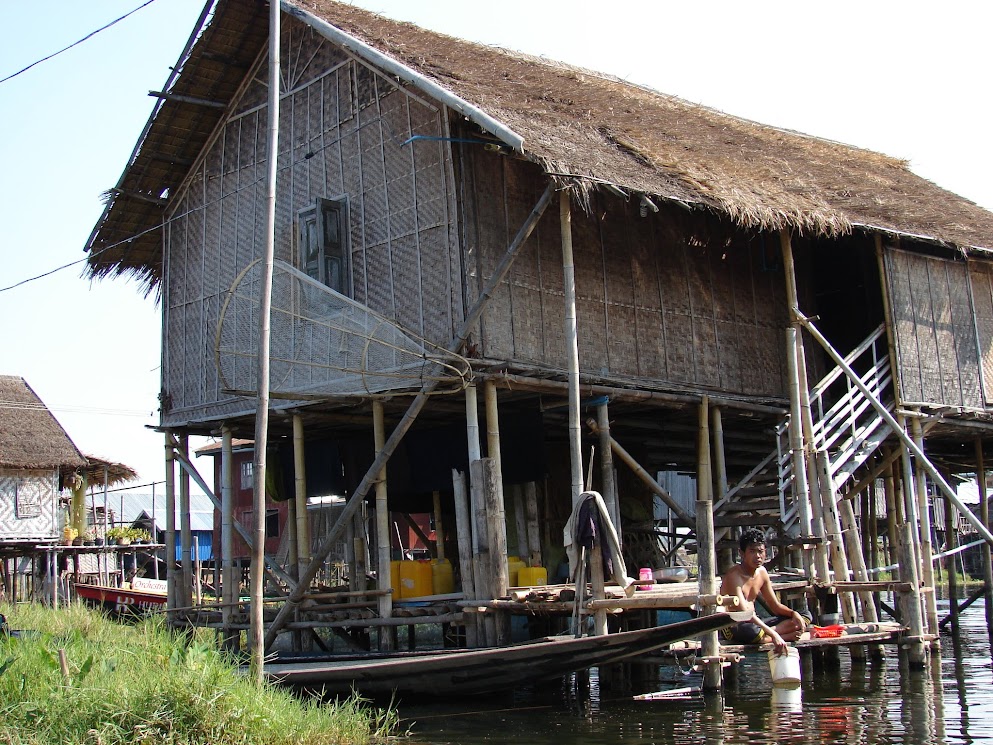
[249,0,281,683]
[697,396,721,691]
[465,383,481,555]
[710,405,731,572]
[884,462,901,570]
[373,401,393,649]
[560,188,584,505]
[263,182,555,651]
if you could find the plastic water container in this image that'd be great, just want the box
[637,567,653,590]
[432,558,454,595]
[518,565,547,587]
[507,556,525,586]
[768,647,801,686]
[399,559,432,599]
[771,683,802,710]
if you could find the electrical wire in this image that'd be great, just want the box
[0,0,160,86]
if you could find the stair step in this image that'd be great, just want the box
[720,498,780,512]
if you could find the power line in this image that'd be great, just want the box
[0,0,160,86]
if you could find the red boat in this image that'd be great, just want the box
[74,579,167,618]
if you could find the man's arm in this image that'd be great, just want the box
[757,568,807,631]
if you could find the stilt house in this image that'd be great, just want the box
[85,0,993,655]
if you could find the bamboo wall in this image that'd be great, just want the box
[884,245,986,408]
[461,150,791,398]
[161,18,460,425]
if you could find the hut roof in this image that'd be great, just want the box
[79,456,139,489]
[0,375,87,471]
[85,0,993,294]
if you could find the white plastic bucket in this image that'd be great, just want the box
[771,683,802,710]
[767,647,801,685]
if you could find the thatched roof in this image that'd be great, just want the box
[0,376,87,471]
[79,456,139,489]
[85,0,993,294]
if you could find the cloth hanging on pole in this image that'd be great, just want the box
[563,490,634,596]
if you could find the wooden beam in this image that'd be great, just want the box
[148,90,227,108]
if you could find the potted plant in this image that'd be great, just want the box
[62,527,78,545]
[131,528,152,544]
[81,530,96,546]
[106,527,130,546]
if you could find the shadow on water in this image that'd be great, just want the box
[395,603,993,745]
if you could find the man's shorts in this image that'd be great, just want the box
[719,610,813,644]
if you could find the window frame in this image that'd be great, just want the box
[297,196,351,296]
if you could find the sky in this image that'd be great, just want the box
[0,0,990,492]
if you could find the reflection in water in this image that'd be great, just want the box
[398,603,993,744]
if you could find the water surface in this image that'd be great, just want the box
[396,603,993,744]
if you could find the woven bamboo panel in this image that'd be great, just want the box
[884,247,984,408]
[970,265,993,405]
[0,471,58,541]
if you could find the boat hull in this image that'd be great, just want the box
[264,613,735,696]
[74,584,166,619]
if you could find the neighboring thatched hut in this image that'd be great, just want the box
[0,375,86,543]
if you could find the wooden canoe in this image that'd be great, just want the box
[263,612,735,696]
[74,582,167,618]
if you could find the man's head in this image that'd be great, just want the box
[738,528,766,553]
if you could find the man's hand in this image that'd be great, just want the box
[769,629,788,655]
[792,610,807,633]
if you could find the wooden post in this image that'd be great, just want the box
[524,481,543,569]
[164,433,177,621]
[884,461,901,570]
[373,400,393,649]
[293,415,310,576]
[511,486,527,561]
[897,424,927,667]
[943,489,959,632]
[696,396,721,691]
[590,541,607,636]
[221,426,236,648]
[179,434,193,609]
[466,383,481,556]
[815,452,857,622]
[976,439,993,640]
[560,188,584,505]
[710,405,732,572]
[785,327,816,579]
[476,458,509,644]
[597,401,621,543]
[911,417,939,646]
[452,469,478,647]
[433,491,446,561]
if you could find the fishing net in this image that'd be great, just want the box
[215,259,470,398]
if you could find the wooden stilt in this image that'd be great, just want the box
[697,396,721,691]
[511,486,527,561]
[452,470,478,647]
[372,400,393,650]
[164,433,177,622]
[976,439,993,640]
[710,406,732,573]
[815,452,857,622]
[433,491,446,561]
[293,415,310,575]
[884,462,901,570]
[597,401,621,543]
[910,417,939,647]
[897,423,927,667]
[221,426,236,649]
[524,482,542,569]
[179,434,193,609]
[785,327,816,579]
[476,458,509,644]
[943,489,959,632]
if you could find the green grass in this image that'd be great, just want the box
[0,603,397,745]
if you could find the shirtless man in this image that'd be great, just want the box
[719,528,809,654]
